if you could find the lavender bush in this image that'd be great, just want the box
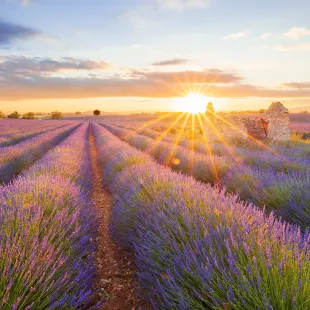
[0,123,71,147]
[0,123,100,309]
[0,123,79,183]
[102,123,310,230]
[92,123,310,309]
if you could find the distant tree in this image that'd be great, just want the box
[22,112,36,119]
[7,111,20,119]
[75,111,82,115]
[0,111,5,118]
[93,109,101,116]
[259,109,265,113]
[303,110,308,113]
[51,111,64,119]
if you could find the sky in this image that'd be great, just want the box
[1,0,310,113]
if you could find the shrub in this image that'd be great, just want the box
[51,111,63,119]
[0,111,5,118]
[93,109,101,116]
[7,111,20,119]
[22,112,36,119]
[76,111,81,115]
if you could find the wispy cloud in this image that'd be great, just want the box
[152,58,189,66]
[276,43,310,51]
[284,27,310,40]
[259,33,272,40]
[0,56,110,75]
[0,20,39,45]
[282,82,310,89]
[122,7,149,29]
[223,31,247,40]
[157,0,210,10]
[21,0,32,6]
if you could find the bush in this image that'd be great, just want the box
[51,111,63,119]
[7,111,20,119]
[93,109,100,116]
[0,111,5,118]
[75,111,81,115]
[22,112,36,119]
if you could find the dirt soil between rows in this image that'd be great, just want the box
[89,125,148,310]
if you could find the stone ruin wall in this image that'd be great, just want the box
[264,102,291,141]
[204,101,291,142]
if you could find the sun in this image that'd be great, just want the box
[180,93,207,114]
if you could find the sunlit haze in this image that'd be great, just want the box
[1,0,310,113]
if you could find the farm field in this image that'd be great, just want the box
[1,115,310,309]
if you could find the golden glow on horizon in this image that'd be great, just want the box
[178,93,208,114]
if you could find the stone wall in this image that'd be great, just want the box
[203,101,291,142]
[264,101,290,141]
[242,118,267,140]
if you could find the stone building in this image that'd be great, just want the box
[204,101,291,142]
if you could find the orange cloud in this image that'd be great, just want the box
[1,76,310,101]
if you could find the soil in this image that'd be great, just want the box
[89,125,148,310]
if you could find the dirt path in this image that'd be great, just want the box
[89,125,146,310]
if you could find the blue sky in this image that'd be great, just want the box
[1,0,310,112]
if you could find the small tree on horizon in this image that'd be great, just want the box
[22,112,36,119]
[93,109,101,116]
[7,111,20,119]
[76,111,81,115]
[51,111,64,119]
[0,111,5,118]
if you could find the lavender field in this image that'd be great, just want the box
[0,113,309,310]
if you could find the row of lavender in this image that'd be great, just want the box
[0,123,101,309]
[0,123,79,184]
[92,123,310,309]
[115,123,310,170]
[102,123,310,231]
[0,122,71,147]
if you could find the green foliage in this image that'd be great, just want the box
[93,109,100,116]
[7,111,20,119]
[0,111,5,118]
[22,112,36,119]
[51,111,63,119]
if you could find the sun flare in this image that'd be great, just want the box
[180,93,207,114]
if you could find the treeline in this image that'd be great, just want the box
[0,111,64,119]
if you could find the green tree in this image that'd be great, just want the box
[7,111,20,119]
[51,111,64,119]
[22,112,36,119]
[0,111,5,118]
[93,109,100,116]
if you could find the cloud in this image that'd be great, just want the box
[2,76,310,101]
[282,82,310,89]
[152,58,189,66]
[0,20,39,45]
[223,31,247,40]
[284,27,310,40]
[0,56,110,75]
[122,8,149,29]
[276,43,310,51]
[157,0,210,10]
[21,0,31,6]
[130,68,242,83]
[259,33,272,40]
